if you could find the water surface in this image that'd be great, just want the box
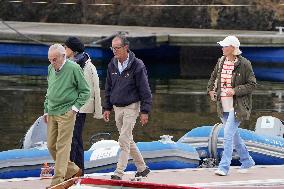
[0,75,284,151]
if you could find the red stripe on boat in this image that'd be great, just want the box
[79,178,202,189]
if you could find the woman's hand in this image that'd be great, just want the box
[209,91,217,101]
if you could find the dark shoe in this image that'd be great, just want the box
[111,175,122,180]
[72,169,82,178]
[63,169,82,189]
[62,178,76,189]
[135,167,150,177]
[65,169,82,181]
[61,169,82,189]
[46,185,65,189]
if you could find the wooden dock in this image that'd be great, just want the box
[1,21,284,49]
[1,165,284,189]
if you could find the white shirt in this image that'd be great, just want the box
[55,58,66,72]
[118,54,129,74]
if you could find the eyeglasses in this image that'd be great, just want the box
[110,46,124,51]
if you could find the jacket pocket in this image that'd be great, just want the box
[242,96,250,111]
[235,97,248,120]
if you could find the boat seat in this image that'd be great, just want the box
[255,116,284,138]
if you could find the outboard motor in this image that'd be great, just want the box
[255,116,284,138]
[23,116,47,149]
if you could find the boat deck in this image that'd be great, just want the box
[1,165,284,189]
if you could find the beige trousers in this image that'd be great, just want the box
[113,102,147,177]
[47,110,79,186]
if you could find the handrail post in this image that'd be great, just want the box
[276,26,284,34]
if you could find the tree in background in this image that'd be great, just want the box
[216,0,281,30]
[0,0,283,31]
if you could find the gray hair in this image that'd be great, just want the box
[113,34,130,46]
[48,43,66,58]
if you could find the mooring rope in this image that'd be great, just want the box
[0,19,50,46]
[0,19,129,47]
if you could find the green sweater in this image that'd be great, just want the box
[44,59,90,115]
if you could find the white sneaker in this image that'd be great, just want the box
[237,169,248,173]
[238,161,255,173]
[214,169,227,176]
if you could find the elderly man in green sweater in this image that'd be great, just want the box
[43,44,90,189]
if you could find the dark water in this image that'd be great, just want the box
[1,45,284,151]
[1,74,284,151]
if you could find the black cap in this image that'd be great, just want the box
[64,37,85,53]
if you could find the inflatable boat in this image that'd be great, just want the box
[178,116,284,166]
[0,117,200,179]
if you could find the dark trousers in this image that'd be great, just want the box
[70,113,86,175]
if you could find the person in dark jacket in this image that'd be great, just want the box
[207,36,256,176]
[103,35,152,180]
[64,37,103,175]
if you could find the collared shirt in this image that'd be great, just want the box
[55,58,66,72]
[118,54,129,74]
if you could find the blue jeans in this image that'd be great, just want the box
[218,110,255,174]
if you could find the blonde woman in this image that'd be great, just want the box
[207,36,256,176]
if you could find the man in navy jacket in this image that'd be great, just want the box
[103,35,152,180]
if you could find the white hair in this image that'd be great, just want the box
[48,43,66,58]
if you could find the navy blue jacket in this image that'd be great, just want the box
[104,51,152,114]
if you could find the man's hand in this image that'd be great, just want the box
[103,111,110,122]
[225,88,235,97]
[140,113,149,126]
[43,114,48,124]
[209,91,217,101]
